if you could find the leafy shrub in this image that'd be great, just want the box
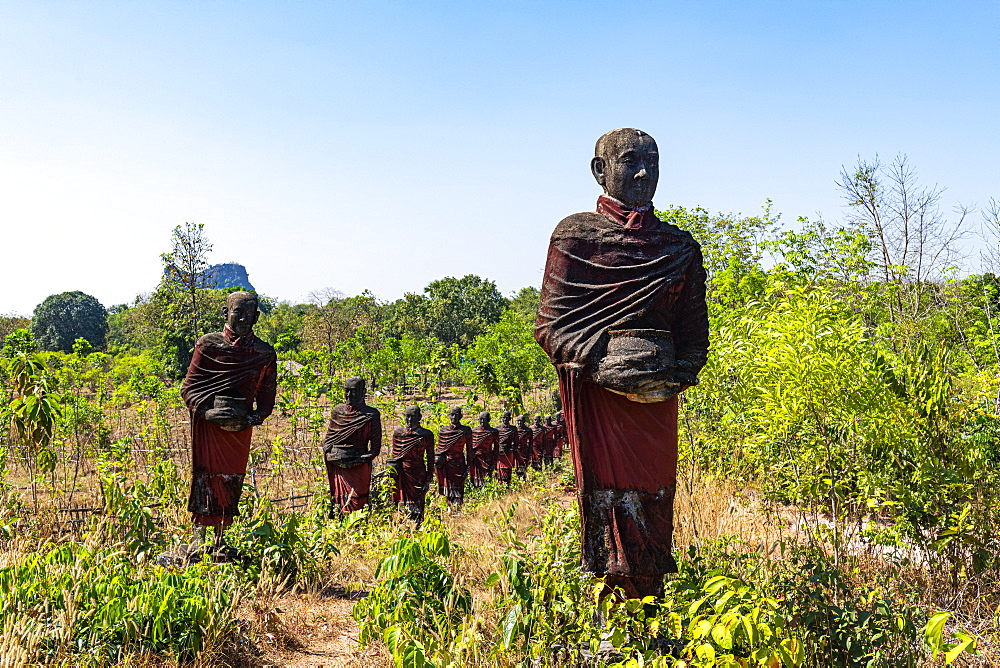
[354,531,474,666]
[0,540,237,663]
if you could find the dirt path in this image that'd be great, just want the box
[261,587,389,668]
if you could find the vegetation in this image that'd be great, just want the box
[31,290,107,352]
[0,155,997,664]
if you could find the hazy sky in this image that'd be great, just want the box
[1,1,997,314]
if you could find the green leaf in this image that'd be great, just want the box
[945,631,976,664]
[711,622,733,649]
[923,611,950,653]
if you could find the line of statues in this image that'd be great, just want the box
[178,293,567,552]
[322,382,568,524]
[180,128,709,601]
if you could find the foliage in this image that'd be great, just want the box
[354,531,474,667]
[384,275,506,347]
[161,221,214,344]
[0,539,237,663]
[464,310,555,409]
[31,291,107,352]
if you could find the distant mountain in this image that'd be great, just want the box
[206,263,255,291]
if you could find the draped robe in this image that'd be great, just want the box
[535,196,708,580]
[495,423,519,484]
[529,424,547,470]
[542,424,558,464]
[181,326,277,527]
[468,426,499,486]
[435,424,471,503]
[389,426,435,521]
[515,425,533,476]
[322,403,382,514]
[553,421,568,458]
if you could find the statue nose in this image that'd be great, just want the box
[634,167,647,180]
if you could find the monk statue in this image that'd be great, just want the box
[553,410,567,458]
[515,413,532,478]
[494,410,519,484]
[322,377,382,516]
[181,291,277,555]
[528,414,547,471]
[535,128,709,599]
[388,405,435,523]
[468,411,499,487]
[542,414,557,466]
[435,405,472,512]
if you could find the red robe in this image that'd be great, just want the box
[389,426,434,518]
[529,424,547,470]
[542,425,558,464]
[468,426,499,486]
[553,421,567,458]
[181,326,277,528]
[535,195,709,578]
[322,402,382,514]
[435,424,471,503]
[515,425,533,476]
[495,423,519,484]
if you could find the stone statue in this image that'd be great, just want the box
[542,414,557,466]
[554,410,567,458]
[388,405,435,523]
[529,414,547,471]
[494,410,519,484]
[322,377,382,516]
[515,413,532,478]
[468,411,499,487]
[534,128,709,599]
[180,291,277,555]
[435,405,472,512]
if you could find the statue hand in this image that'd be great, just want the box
[673,370,699,389]
[246,413,264,427]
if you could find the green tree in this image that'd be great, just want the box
[464,309,556,407]
[31,291,107,352]
[424,275,506,346]
[161,222,213,347]
[383,275,506,346]
[508,286,540,321]
[658,202,777,306]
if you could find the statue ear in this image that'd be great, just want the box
[251,309,260,325]
[591,156,606,186]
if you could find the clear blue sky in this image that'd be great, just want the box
[1,1,997,314]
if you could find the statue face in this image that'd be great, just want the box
[404,407,422,429]
[449,407,463,425]
[501,411,512,425]
[479,412,490,426]
[224,295,259,337]
[516,415,526,427]
[533,415,542,426]
[344,382,365,408]
[591,131,659,208]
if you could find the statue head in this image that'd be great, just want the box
[591,128,659,208]
[501,410,512,426]
[344,377,366,409]
[478,411,490,427]
[544,414,553,426]
[448,405,463,426]
[224,291,260,337]
[404,405,422,429]
[516,413,527,427]
[533,414,542,426]
[555,410,564,423]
